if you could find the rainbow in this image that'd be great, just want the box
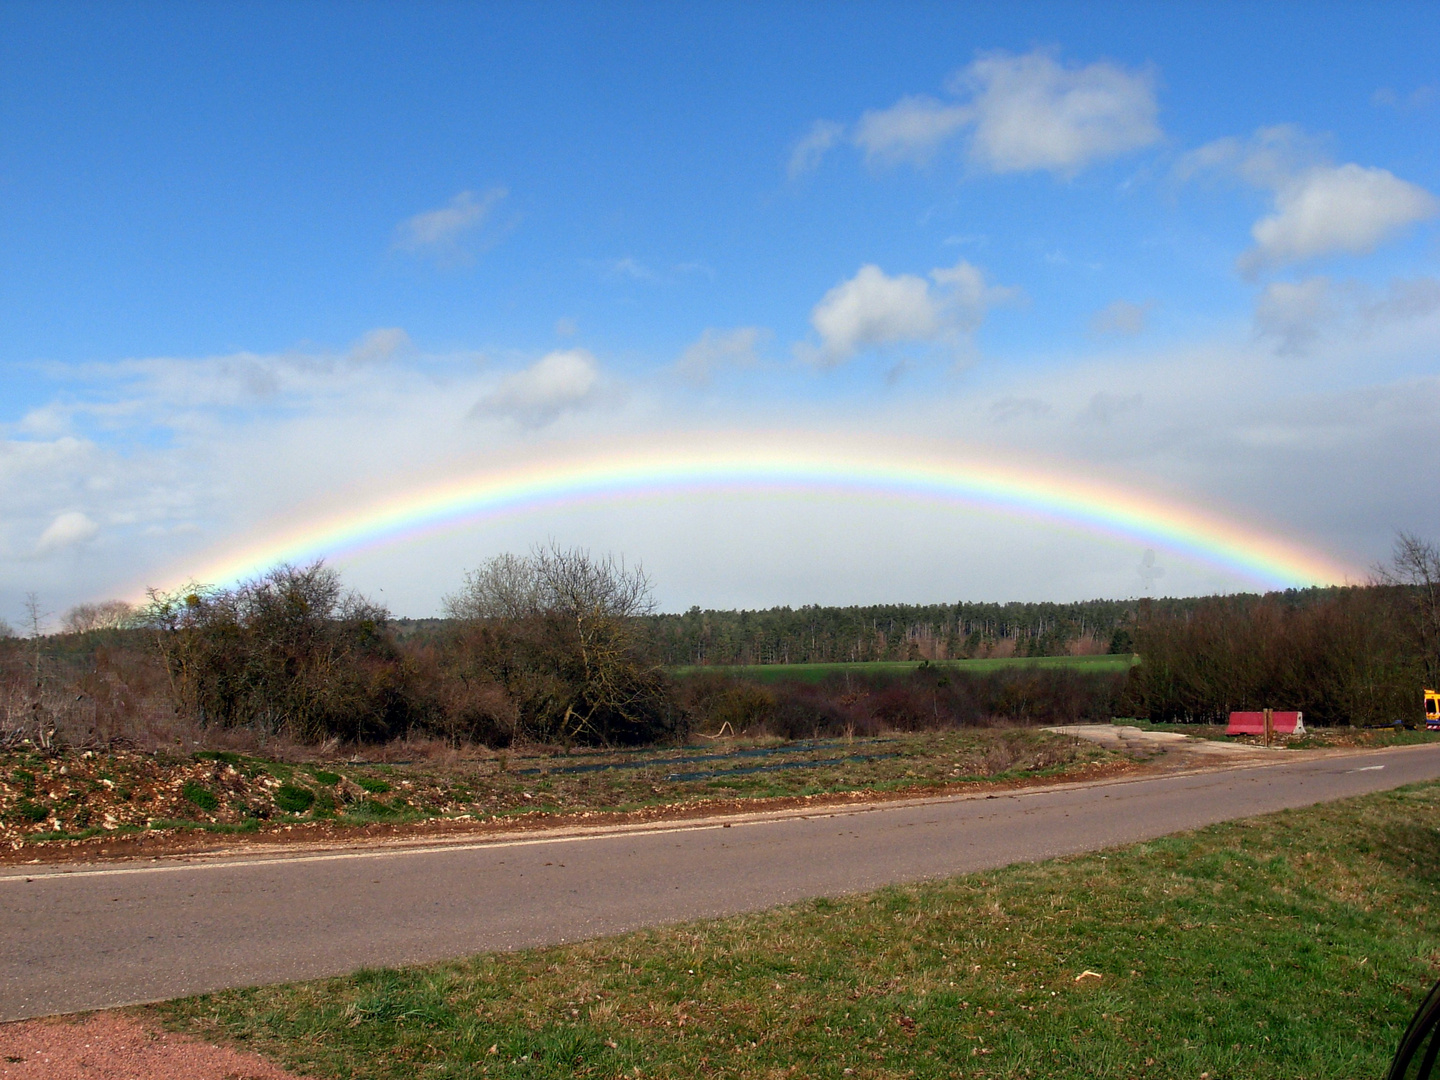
[162,436,1356,595]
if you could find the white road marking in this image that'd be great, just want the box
[0,820,740,883]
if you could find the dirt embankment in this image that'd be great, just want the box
[1,730,1144,866]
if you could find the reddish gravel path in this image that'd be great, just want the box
[0,1012,310,1080]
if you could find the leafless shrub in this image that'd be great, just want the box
[62,600,137,634]
[1125,583,1419,726]
[142,562,416,744]
[442,544,680,747]
[1376,532,1440,689]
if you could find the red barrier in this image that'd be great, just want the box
[1227,711,1304,736]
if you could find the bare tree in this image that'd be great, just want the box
[444,544,654,623]
[1378,532,1440,687]
[62,599,136,634]
[21,593,56,750]
[444,545,675,746]
[443,552,546,621]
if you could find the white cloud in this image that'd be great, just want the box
[847,49,1159,174]
[1175,124,1325,189]
[1241,164,1437,274]
[1179,127,1437,274]
[801,259,1019,366]
[471,350,602,426]
[1090,299,1153,336]
[1372,85,1436,111]
[1255,275,1440,355]
[990,396,1051,422]
[1079,391,1144,425]
[951,50,1161,174]
[37,511,99,553]
[348,328,412,365]
[1254,277,1336,354]
[788,120,845,178]
[853,97,971,166]
[676,327,769,383]
[8,307,1440,618]
[394,188,507,259]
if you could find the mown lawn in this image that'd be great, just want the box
[156,779,1440,1079]
[672,653,1136,684]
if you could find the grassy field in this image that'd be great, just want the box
[672,653,1136,684]
[0,728,1116,850]
[157,779,1440,1079]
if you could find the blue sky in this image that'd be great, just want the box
[3,2,1439,622]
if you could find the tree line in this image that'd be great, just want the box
[633,594,1349,666]
[3,535,1437,751]
[1123,535,1440,727]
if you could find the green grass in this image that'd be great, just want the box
[673,653,1136,684]
[156,779,1440,1079]
[274,783,316,813]
[181,780,221,811]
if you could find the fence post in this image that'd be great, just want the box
[1264,707,1273,747]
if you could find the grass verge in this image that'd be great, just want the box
[1126,720,1440,750]
[156,779,1440,1079]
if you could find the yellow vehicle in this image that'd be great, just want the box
[1427,689,1440,731]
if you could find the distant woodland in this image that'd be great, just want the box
[633,596,1238,666]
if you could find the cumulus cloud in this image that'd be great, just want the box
[37,511,99,553]
[471,349,602,426]
[801,259,1019,366]
[1241,165,1437,274]
[846,49,1160,175]
[951,50,1161,174]
[853,97,971,166]
[788,120,846,178]
[1255,275,1440,355]
[1179,126,1437,274]
[1090,299,1153,336]
[394,188,508,260]
[676,327,770,383]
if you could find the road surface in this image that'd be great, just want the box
[4,741,1439,1021]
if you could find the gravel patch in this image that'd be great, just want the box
[0,1011,311,1079]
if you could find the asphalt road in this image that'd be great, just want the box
[4,743,1440,1022]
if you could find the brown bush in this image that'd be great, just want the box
[671,664,1124,740]
[1123,585,1421,726]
